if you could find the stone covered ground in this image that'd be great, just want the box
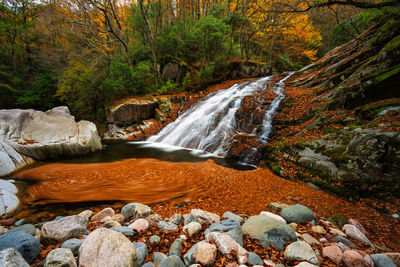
[0,202,399,267]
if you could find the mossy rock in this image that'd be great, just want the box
[326,215,348,228]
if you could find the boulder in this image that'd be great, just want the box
[242,215,296,250]
[121,203,152,220]
[0,248,29,267]
[159,255,185,267]
[0,108,101,162]
[280,204,316,223]
[110,226,134,237]
[193,242,217,266]
[205,219,243,246]
[0,179,20,217]
[206,232,248,264]
[190,209,220,225]
[342,224,374,248]
[134,242,148,266]
[79,228,137,267]
[91,207,114,222]
[322,244,343,264]
[222,211,244,224]
[106,100,158,126]
[184,222,202,236]
[370,254,396,267]
[8,224,36,236]
[284,241,319,266]
[41,215,88,244]
[0,231,40,263]
[129,218,150,233]
[61,238,84,256]
[44,248,77,267]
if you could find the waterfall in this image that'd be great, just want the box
[148,73,293,156]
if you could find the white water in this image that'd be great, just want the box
[148,73,293,156]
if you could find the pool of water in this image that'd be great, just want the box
[53,141,255,170]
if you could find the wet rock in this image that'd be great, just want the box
[248,252,263,265]
[190,209,220,225]
[184,222,202,236]
[61,238,84,256]
[153,252,167,265]
[370,254,396,267]
[129,218,150,233]
[0,231,40,263]
[44,248,77,267]
[146,214,163,226]
[170,214,184,225]
[158,221,178,231]
[242,215,296,250]
[342,224,374,248]
[193,242,217,266]
[184,213,198,225]
[205,219,243,246]
[284,241,319,266]
[206,232,248,264]
[332,236,356,248]
[148,235,161,246]
[134,242,148,266]
[79,228,137,267]
[0,248,29,267]
[91,208,114,222]
[302,234,319,246]
[9,224,36,236]
[260,211,286,223]
[41,215,88,245]
[280,204,316,223]
[159,255,185,267]
[110,226,134,237]
[169,238,183,257]
[222,211,244,224]
[322,244,343,264]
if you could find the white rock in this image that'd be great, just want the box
[284,241,319,265]
[183,222,202,236]
[260,211,287,223]
[191,209,220,225]
[342,224,374,249]
[79,228,137,267]
[206,232,248,264]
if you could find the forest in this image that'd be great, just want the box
[2,0,394,123]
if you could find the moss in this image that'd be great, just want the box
[373,64,400,83]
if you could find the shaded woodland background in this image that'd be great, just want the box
[0,0,398,123]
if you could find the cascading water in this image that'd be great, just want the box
[148,73,293,156]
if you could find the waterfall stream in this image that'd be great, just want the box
[148,73,293,156]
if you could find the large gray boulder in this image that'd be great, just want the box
[41,215,88,245]
[79,228,137,267]
[0,107,102,176]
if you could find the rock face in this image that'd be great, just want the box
[41,215,88,245]
[0,231,40,264]
[79,228,137,267]
[106,100,159,126]
[0,107,101,176]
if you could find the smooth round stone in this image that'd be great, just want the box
[0,231,40,264]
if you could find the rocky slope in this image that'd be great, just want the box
[0,203,398,266]
[261,19,400,212]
